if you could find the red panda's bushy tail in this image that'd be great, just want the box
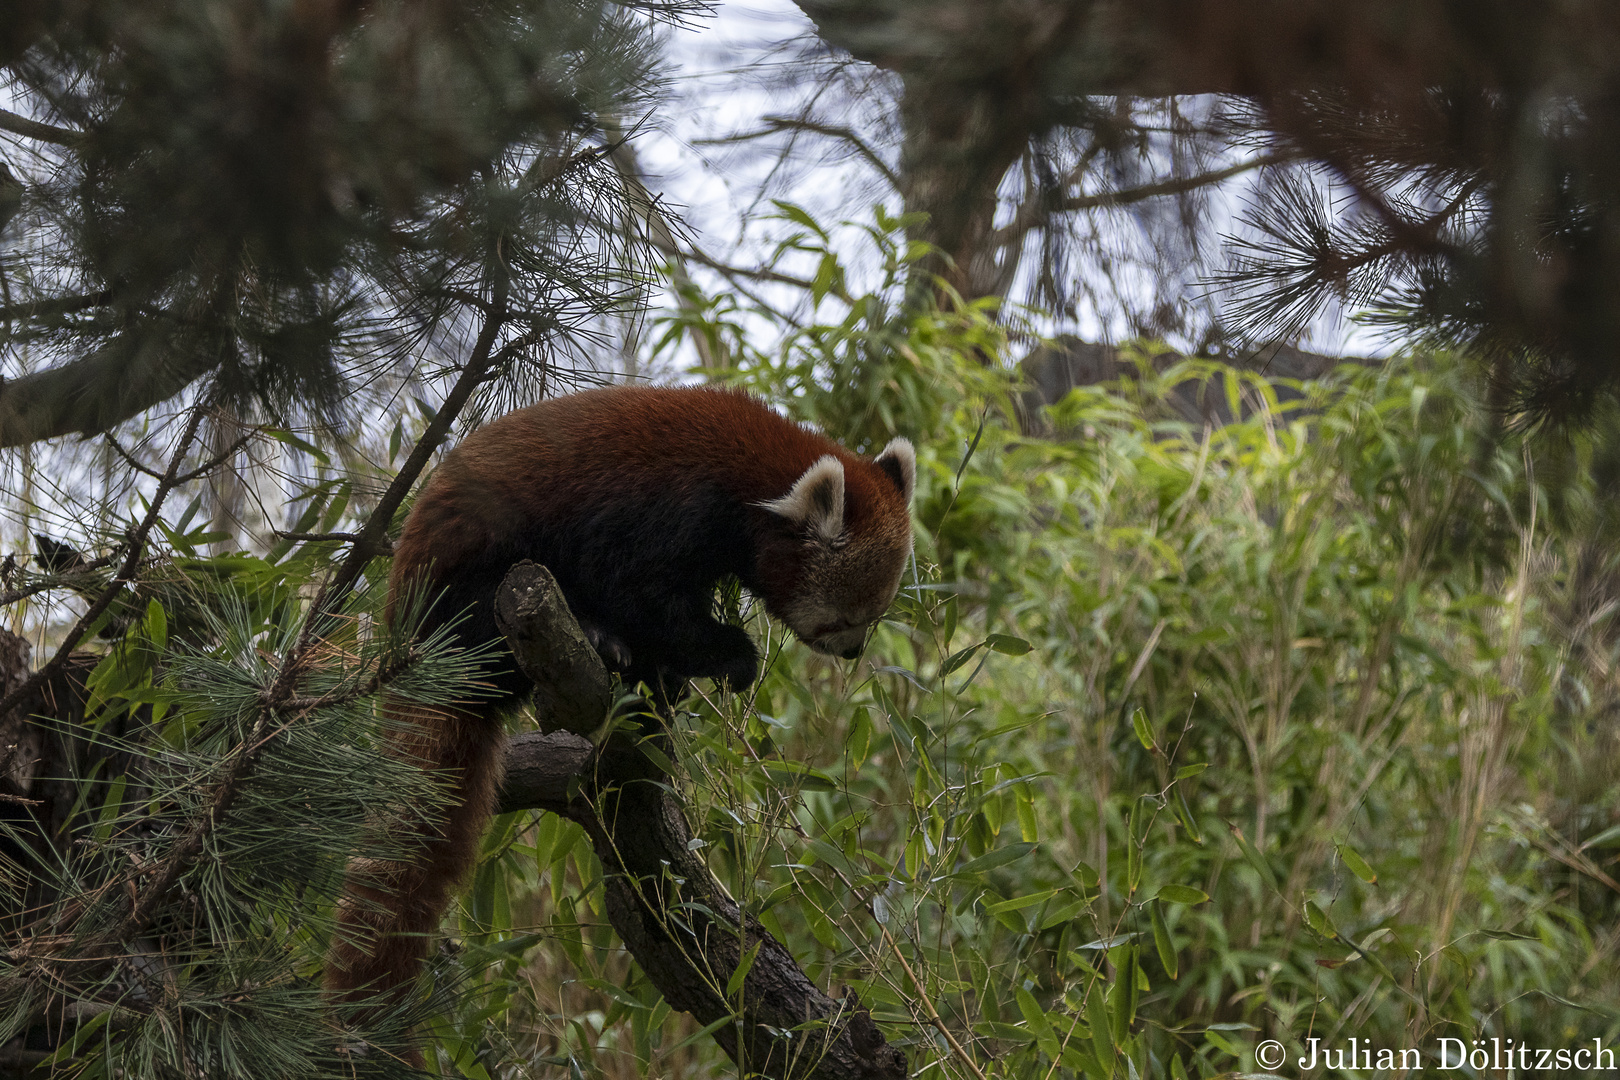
[323,696,506,1010]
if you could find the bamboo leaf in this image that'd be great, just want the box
[1150,900,1178,979]
[726,940,763,1000]
[1337,843,1377,884]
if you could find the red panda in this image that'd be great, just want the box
[325,385,916,1010]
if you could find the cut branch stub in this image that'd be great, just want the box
[492,560,612,736]
[493,563,908,1080]
[495,730,591,816]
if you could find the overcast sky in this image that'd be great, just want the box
[635,1,1385,363]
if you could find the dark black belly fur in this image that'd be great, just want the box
[409,482,759,703]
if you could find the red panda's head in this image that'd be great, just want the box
[755,437,916,659]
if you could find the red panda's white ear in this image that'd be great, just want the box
[761,455,845,541]
[875,437,915,506]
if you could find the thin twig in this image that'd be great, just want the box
[104,438,166,482]
[705,115,901,190]
[170,431,256,484]
[653,237,832,299]
[877,921,988,1080]
[272,530,392,555]
[991,151,1293,247]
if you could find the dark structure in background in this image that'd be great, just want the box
[1016,338,1359,434]
[794,0,1620,446]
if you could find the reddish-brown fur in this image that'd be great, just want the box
[324,702,504,1011]
[324,386,914,1031]
[397,386,908,588]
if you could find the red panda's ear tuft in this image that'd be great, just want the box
[760,455,845,541]
[875,437,915,505]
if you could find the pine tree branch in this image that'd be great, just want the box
[990,151,1292,248]
[706,115,901,190]
[1057,151,1292,212]
[18,239,515,983]
[98,271,517,951]
[0,335,221,449]
[0,107,81,146]
[307,263,511,611]
[270,530,392,554]
[0,291,113,324]
[105,429,254,484]
[83,266,517,947]
[106,643,426,943]
[0,553,121,607]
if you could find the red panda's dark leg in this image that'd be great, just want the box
[324,698,507,1030]
[659,617,758,688]
[628,616,758,690]
[574,584,760,690]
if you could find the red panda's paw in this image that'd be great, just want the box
[692,624,759,690]
[581,621,634,673]
[706,651,758,691]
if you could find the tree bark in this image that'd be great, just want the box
[493,562,908,1080]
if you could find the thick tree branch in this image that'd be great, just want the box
[0,107,81,147]
[789,0,1495,100]
[0,334,220,449]
[493,562,908,1080]
[0,292,113,325]
[492,564,612,737]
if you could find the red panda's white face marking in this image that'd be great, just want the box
[760,437,916,659]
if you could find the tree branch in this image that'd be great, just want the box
[0,332,220,449]
[493,562,908,1080]
[270,530,392,555]
[990,151,1292,248]
[307,257,511,612]
[492,563,611,737]
[706,115,901,191]
[604,124,730,370]
[0,291,113,325]
[0,107,81,147]
[0,552,121,608]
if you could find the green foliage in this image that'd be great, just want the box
[496,215,1620,1078]
[0,546,498,1078]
